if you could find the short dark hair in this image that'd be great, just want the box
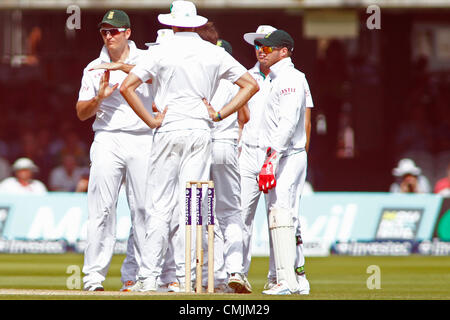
[196,21,219,45]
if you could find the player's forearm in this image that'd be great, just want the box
[305,121,311,153]
[218,74,258,119]
[120,85,158,129]
[76,96,101,121]
[238,103,250,127]
[118,63,135,74]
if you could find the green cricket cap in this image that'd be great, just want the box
[217,39,232,56]
[254,29,294,52]
[99,10,131,28]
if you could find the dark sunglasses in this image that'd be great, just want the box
[99,28,127,37]
[255,45,278,54]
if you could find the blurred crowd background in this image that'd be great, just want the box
[0,1,449,193]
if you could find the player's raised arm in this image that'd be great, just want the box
[89,62,134,73]
[76,70,118,121]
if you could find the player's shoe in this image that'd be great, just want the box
[168,282,180,293]
[214,283,234,293]
[120,280,135,292]
[130,277,157,292]
[228,273,252,294]
[295,275,310,295]
[83,283,104,291]
[263,277,277,290]
[157,283,170,292]
[242,274,253,293]
[262,280,292,295]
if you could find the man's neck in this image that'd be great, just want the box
[259,64,270,77]
[173,26,195,33]
[109,44,130,63]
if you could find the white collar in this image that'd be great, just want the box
[173,31,201,40]
[269,57,293,80]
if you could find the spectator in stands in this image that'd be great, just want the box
[0,156,11,181]
[393,103,433,161]
[48,154,87,191]
[50,124,88,167]
[389,158,431,193]
[10,129,51,184]
[434,163,450,197]
[0,157,47,194]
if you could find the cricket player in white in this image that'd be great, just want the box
[207,39,252,293]
[254,30,312,295]
[239,24,277,282]
[76,10,164,291]
[146,28,184,293]
[107,1,258,292]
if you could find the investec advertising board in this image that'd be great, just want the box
[0,193,444,255]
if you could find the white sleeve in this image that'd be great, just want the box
[131,51,156,84]
[218,51,248,84]
[271,76,305,155]
[303,77,314,109]
[78,68,96,101]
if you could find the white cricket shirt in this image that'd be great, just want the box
[240,62,273,147]
[78,41,154,133]
[131,32,248,133]
[259,57,314,155]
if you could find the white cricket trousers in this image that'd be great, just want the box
[83,130,152,287]
[266,150,308,280]
[210,139,245,285]
[239,144,307,278]
[138,129,212,283]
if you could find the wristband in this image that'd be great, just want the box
[215,111,222,121]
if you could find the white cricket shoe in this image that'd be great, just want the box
[242,274,253,293]
[228,273,252,294]
[296,275,310,295]
[262,280,292,295]
[83,283,104,291]
[120,280,135,292]
[263,277,277,290]
[130,277,157,292]
[157,283,170,292]
[168,282,180,293]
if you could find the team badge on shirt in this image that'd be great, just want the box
[280,88,296,95]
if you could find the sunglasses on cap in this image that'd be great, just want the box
[99,28,127,37]
[254,45,279,54]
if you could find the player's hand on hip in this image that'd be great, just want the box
[202,98,218,122]
[152,104,168,128]
[98,70,119,100]
[258,147,279,193]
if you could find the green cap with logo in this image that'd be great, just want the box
[254,29,294,52]
[99,10,131,28]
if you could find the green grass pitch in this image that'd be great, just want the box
[0,254,449,300]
